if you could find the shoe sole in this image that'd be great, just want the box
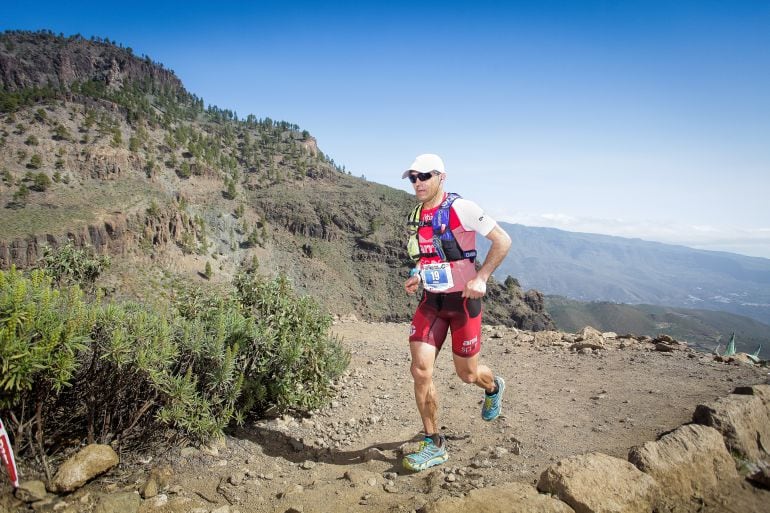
[482,377,506,421]
[402,452,449,472]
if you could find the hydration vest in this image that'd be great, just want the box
[406,193,478,263]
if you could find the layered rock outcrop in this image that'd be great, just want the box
[0,207,196,269]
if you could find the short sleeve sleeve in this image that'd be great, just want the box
[452,198,497,236]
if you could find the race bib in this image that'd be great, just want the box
[421,263,454,292]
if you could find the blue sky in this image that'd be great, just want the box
[3,1,770,257]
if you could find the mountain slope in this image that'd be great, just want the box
[477,223,770,324]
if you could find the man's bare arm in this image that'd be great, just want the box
[463,225,512,298]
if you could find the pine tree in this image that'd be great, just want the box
[204,261,212,280]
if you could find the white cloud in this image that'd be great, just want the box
[494,212,770,259]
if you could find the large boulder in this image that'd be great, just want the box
[51,444,119,493]
[421,482,574,513]
[628,424,740,509]
[693,393,770,463]
[537,452,662,513]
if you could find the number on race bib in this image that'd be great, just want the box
[420,263,454,292]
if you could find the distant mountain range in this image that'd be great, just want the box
[478,223,770,326]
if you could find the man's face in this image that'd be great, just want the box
[410,171,442,202]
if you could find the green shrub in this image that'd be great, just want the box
[233,272,349,413]
[0,268,93,462]
[52,123,70,141]
[0,268,349,458]
[110,129,122,148]
[30,172,51,192]
[36,242,110,291]
[11,184,29,206]
[27,154,42,169]
[204,261,212,279]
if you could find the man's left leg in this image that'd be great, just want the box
[452,353,495,392]
[453,354,506,421]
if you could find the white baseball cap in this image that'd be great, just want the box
[401,153,445,179]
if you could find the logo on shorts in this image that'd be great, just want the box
[410,324,416,336]
[460,336,478,353]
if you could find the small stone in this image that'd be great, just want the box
[140,476,159,498]
[363,448,386,462]
[15,480,48,502]
[470,458,491,469]
[229,471,246,486]
[93,492,141,513]
[383,483,398,493]
[151,494,168,507]
[30,497,58,511]
[180,447,199,459]
[445,474,457,483]
[300,460,316,470]
[382,472,398,481]
[492,447,508,459]
[277,485,304,498]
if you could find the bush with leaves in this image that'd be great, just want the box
[36,242,110,292]
[233,272,349,413]
[0,268,94,478]
[0,268,349,463]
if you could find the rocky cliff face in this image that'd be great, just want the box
[0,31,183,93]
[0,207,197,268]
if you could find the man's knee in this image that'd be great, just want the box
[410,361,433,383]
[456,368,477,384]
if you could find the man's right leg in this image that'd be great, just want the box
[410,341,439,435]
[403,340,448,471]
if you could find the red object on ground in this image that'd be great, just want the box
[0,417,19,488]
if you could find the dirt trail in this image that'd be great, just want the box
[133,321,767,513]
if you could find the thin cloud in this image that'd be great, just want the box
[496,212,770,259]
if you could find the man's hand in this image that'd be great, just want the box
[404,275,421,295]
[462,276,487,299]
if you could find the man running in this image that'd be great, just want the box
[401,153,512,472]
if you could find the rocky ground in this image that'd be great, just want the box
[2,321,769,513]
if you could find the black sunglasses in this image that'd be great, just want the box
[408,172,437,183]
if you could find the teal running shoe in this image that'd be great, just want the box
[482,376,505,421]
[402,436,448,471]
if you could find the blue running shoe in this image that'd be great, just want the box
[482,376,505,421]
[402,436,448,471]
